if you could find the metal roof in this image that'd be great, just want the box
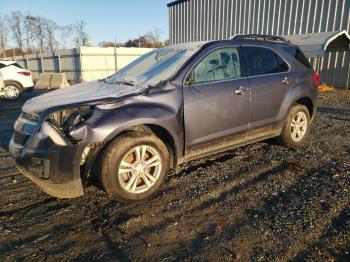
[283,30,350,58]
[167,0,189,7]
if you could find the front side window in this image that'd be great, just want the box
[243,46,289,77]
[193,47,241,84]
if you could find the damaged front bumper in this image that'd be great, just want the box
[9,114,86,198]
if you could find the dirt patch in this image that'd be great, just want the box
[0,90,349,261]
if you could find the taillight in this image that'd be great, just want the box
[313,72,319,87]
[18,71,31,76]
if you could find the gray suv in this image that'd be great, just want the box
[9,35,318,202]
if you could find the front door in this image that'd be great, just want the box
[183,46,250,150]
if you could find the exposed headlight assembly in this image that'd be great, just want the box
[64,110,92,133]
[47,106,93,142]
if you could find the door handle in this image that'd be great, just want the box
[281,77,289,84]
[234,86,248,95]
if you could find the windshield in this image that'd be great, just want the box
[105,44,202,86]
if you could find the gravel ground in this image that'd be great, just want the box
[0,90,349,261]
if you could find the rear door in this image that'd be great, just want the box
[183,46,250,149]
[241,46,293,129]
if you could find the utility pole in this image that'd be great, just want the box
[114,37,118,71]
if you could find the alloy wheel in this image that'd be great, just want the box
[4,85,20,99]
[118,145,162,194]
[290,111,308,142]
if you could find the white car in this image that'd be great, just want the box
[0,71,4,92]
[0,59,34,99]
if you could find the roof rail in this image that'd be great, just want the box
[230,34,292,43]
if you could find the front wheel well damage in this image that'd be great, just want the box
[119,124,177,168]
[83,124,177,187]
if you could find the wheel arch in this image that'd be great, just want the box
[84,123,178,183]
[4,79,24,90]
[114,124,177,169]
[295,96,314,118]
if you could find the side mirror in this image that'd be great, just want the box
[185,71,194,87]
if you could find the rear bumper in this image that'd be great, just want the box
[22,85,34,92]
[9,121,86,198]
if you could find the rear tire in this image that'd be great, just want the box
[100,132,170,202]
[4,81,22,99]
[278,104,311,148]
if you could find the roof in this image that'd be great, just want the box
[230,34,292,44]
[167,0,189,7]
[283,30,350,57]
[170,41,209,50]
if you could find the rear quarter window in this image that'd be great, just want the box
[242,46,289,77]
[283,47,312,69]
[13,63,23,69]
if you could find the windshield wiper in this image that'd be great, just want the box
[148,80,167,89]
[115,77,141,87]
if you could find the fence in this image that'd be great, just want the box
[7,47,153,84]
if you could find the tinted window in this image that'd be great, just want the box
[194,47,241,84]
[13,63,23,69]
[283,47,312,69]
[0,63,6,69]
[243,47,289,76]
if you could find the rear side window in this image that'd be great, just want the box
[194,47,242,84]
[13,63,23,69]
[283,47,312,69]
[243,46,289,77]
[0,63,6,69]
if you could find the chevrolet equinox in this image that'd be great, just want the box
[9,35,318,202]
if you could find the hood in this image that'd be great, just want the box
[22,81,147,117]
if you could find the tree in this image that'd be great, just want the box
[145,28,164,47]
[24,14,37,52]
[42,18,58,51]
[31,16,45,52]
[8,11,25,49]
[2,11,92,54]
[74,20,90,47]
[58,25,73,50]
[124,35,161,48]
[0,16,8,54]
[124,36,144,47]
[98,41,122,48]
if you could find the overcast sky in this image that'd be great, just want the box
[0,0,172,46]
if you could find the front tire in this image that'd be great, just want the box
[100,132,170,202]
[278,104,311,148]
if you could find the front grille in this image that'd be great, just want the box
[14,131,30,145]
[22,112,39,122]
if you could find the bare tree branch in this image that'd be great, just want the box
[58,25,73,49]
[8,11,25,49]
[74,20,90,47]
[0,16,8,53]
[42,18,58,51]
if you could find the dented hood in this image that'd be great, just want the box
[22,81,147,117]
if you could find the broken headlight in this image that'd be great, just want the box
[64,110,92,133]
[47,106,93,141]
